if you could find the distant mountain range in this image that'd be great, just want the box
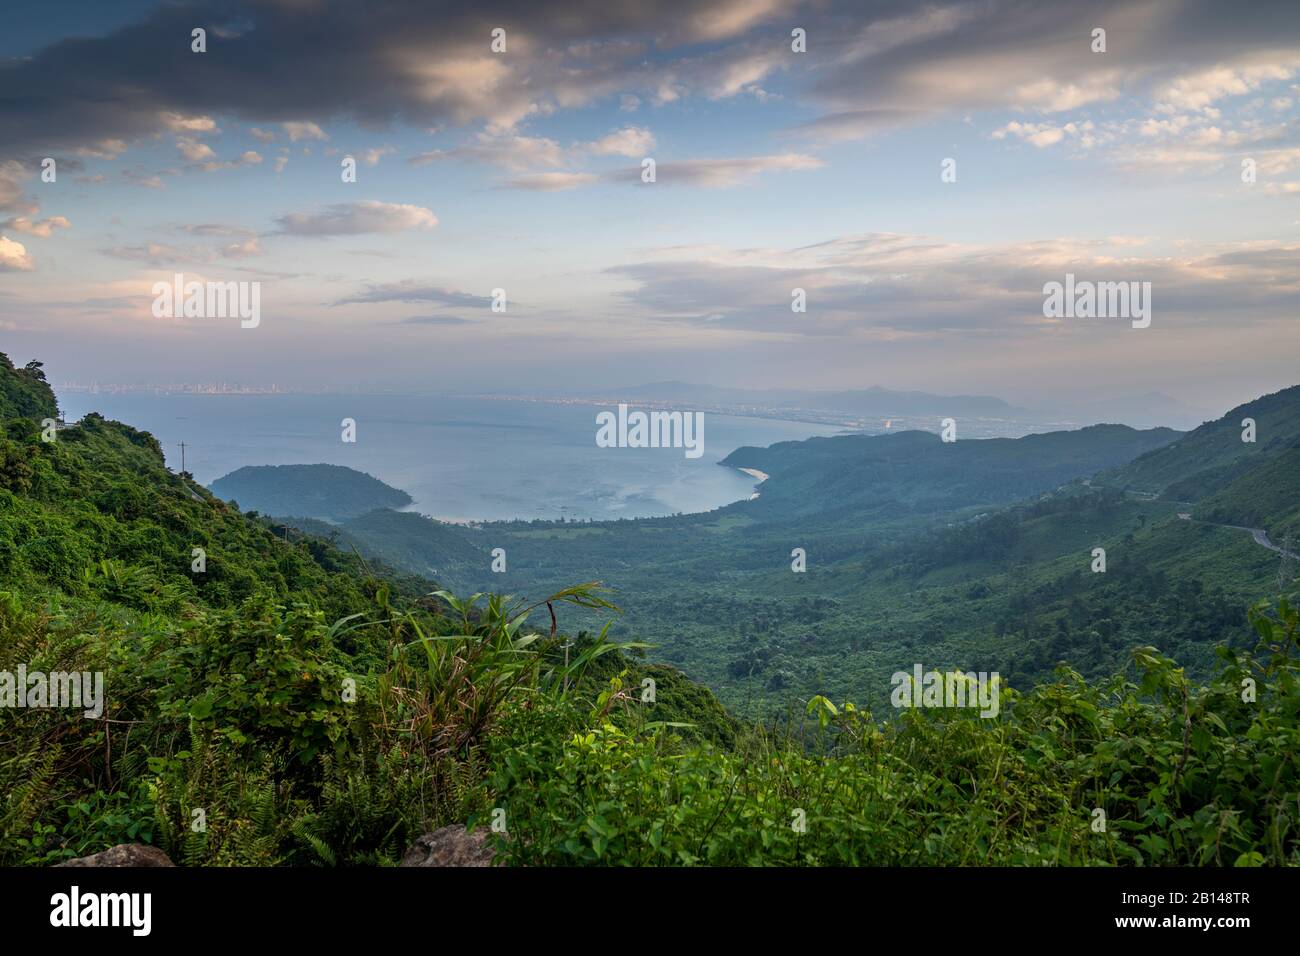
[1054,391,1213,431]
[721,423,1182,519]
[500,381,1212,431]
[536,382,1030,418]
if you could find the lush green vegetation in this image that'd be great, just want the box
[721,423,1181,519]
[2,353,1296,866]
[490,605,1300,865]
[1100,384,1300,500]
[0,355,57,422]
[312,402,1292,719]
[1194,446,1300,542]
[211,463,413,522]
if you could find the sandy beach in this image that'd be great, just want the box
[736,466,769,499]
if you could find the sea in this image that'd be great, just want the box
[58,393,840,523]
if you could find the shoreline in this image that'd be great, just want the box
[403,465,774,526]
[736,466,769,500]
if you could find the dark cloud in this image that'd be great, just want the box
[0,0,798,159]
[401,315,475,325]
[4,0,1299,166]
[803,0,1300,118]
[334,282,492,307]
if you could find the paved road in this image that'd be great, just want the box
[1178,513,1299,560]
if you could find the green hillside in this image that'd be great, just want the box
[339,508,489,578]
[2,353,1298,868]
[0,353,739,866]
[0,355,57,421]
[723,424,1181,518]
[311,399,1295,722]
[1101,385,1300,499]
[1194,445,1300,541]
[1,414,402,619]
[210,463,414,522]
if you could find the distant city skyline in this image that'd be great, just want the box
[3,0,1299,413]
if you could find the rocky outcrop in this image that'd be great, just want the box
[56,844,175,867]
[400,825,496,867]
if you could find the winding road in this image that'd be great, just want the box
[1178,514,1299,560]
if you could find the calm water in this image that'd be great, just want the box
[59,393,839,522]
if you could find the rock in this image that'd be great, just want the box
[56,844,175,867]
[400,825,496,867]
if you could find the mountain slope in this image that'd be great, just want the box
[4,353,1297,868]
[723,424,1181,518]
[210,463,413,522]
[553,381,1030,418]
[0,354,57,421]
[1101,384,1300,500]
[0,353,741,866]
[1193,445,1300,541]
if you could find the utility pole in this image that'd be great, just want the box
[179,441,187,476]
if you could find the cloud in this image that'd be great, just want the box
[99,243,190,265]
[275,200,437,236]
[614,153,824,187]
[0,161,70,238]
[357,145,397,166]
[73,140,128,160]
[176,139,216,162]
[121,168,166,189]
[412,127,656,185]
[334,282,490,307]
[0,235,35,271]
[410,133,566,171]
[681,0,786,43]
[585,126,655,157]
[1,215,70,237]
[1,0,1297,167]
[498,149,823,190]
[223,237,264,258]
[402,315,475,325]
[788,109,920,144]
[175,141,264,172]
[1253,147,1300,175]
[1106,120,1300,173]
[198,150,263,172]
[283,121,328,142]
[160,112,218,133]
[0,0,863,162]
[0,160,38,215]
[1157,61,1299,112]
[101,235,266,265]
[502,171,600,191]
[992,120,1095,149]
[800,0,1300,144]
[178,223,257,238]
[607,232,1300,337]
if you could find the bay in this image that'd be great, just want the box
[58,393,839,522]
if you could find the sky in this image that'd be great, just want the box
[1,0,1298,413]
